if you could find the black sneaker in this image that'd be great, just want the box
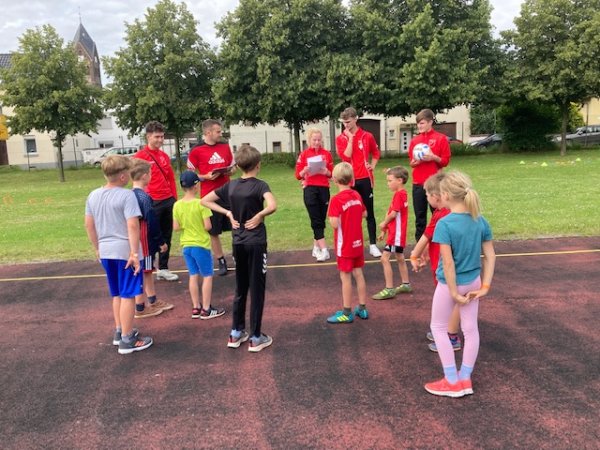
[200,306,226,320]
[118,334,153,354]
[217,258,228,276]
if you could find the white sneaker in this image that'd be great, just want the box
[369,244,382,258]
[316,248,330,262]
[156,269,179,281]
[312,246,319,258]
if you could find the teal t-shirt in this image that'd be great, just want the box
[433,212,493,285]
[172,199,212,249]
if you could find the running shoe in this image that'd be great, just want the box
[227,331,250,348]
[134,305,163,319]
[113,328,138,346]
[369,244,382,258]
[424,378,465,398]
[191,308,202,319]
[395,284,413,294]
[426,331,434,342]
[156,269,179,281]
[428,335,462,353]
[461,379,474,395]
[354,306,369,320]
[152,299,174,311]
[327,310,354,324]
[316,248,330,262]
[200,306,226,320]
[372,287,396,300]
[217,258,228,276]
[248,334,273,352]
[118,335,153,355]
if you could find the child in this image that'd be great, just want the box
[130,159,174,319]
[173,171,226,320]
[201,145,277,352]
[424,170,495,398]
[372,166,412,300]
[295,128,334,262]
[84,155,153,354]
[326,162,369,323]
[410,172,461,353]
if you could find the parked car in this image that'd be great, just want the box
[470,133,502,148]
[555,125,600,146]
[91,146,139,166]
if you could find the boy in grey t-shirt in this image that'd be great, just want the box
[85,155,153,355]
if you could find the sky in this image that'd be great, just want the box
[0,0,524,73]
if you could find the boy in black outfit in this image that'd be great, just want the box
[201,144,277,352]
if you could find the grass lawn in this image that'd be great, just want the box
[1,148,599,264]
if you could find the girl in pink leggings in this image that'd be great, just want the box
[424,171,496,398]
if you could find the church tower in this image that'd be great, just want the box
[73,22,102,88]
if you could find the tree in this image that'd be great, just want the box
[0,25,103,181]
[348,0,496,116]
[504,0,600,155]
[103,0,215,171]
[215,0,349,153]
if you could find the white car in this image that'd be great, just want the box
[91,146,139,166]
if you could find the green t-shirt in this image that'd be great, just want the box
[173,198,212,249]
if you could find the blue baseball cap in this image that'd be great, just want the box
[180,171,201,188]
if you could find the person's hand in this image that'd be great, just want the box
[343,129,355,139]
[226,211,240,229]
[245,213,263,230]
[126,254,141,275]
[365,161,372,171]
[159,243,168,253]
[379,221,387,232]
[300,167,309,178]
[205,171,219,181]
[410,257,421,272]
[452,292,470,305]
[409,158,421,167]
[465,285,490,301]
[377,231,385,241]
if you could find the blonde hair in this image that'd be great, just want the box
[424,171,446,196]
[340,107,358,120]
[102,155,132,180]
[439,170,481,219]
[332,162,354,186]
[129,158,151,181]
[385,166,409,183]
[306,128,322,144]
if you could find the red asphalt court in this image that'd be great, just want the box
[0,237,599,449]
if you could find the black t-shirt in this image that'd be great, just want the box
[215,177,271,245]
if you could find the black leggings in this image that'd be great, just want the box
[352,177,377,244]
[152,197,176,270]
[412,184,433,242]
[303,186,330,240]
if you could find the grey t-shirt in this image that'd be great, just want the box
[85,186,141,260]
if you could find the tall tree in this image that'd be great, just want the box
[504,0,600,155]
[103,0,215,170]
[348,0,496,115]
[0,25,103,182]
[215,0,349,153]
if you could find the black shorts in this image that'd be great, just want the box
[384,244,405,254]
[209,198,232,236]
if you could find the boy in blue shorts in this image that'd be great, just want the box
[173,171,226,320]
[85,155,153,354]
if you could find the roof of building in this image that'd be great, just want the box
[73,23,98,59]
[0,53,13,68]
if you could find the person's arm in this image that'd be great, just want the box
[439,243,469,305]
[201,190,240,229]
[245,192,277,230]
[410,234,430,271]
[368,133,380,171]
[295,151,308,180]
[329,216,339,229]
[467,240,496,300]
[173,218,181,232]
[84,215,99,260]
[203,217,212,232]
[126,216,141,274]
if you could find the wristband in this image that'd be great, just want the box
[482,283,490,289]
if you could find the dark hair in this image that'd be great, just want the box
[145,121,165,134]
[202,119,222,133]
[234,144,261,172]
[416,109,435,123]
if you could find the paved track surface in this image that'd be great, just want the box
[1,237,599,449]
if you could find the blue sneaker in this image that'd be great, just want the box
[354,306,369,320]
[327,310,354,324]
[428,336,462,352]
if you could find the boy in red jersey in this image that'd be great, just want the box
[408,109,451,242]
[187,119,236,276]
[372,166,412,300]
[410,172,461,353]
[326,162,369,323]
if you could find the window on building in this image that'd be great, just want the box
[272,141,282,153]
[24,137,38,154]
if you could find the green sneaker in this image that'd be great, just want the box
[372,287,396,300]
[395,283,413,294]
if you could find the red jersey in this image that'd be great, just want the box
[328,189,366,258]
[335,127,380,182]
[385,189,408,248]
[294,147,334,188]
[408,129,451,185]
[133,146,177,201]
[424,207,451,283]
[187,142,234,197]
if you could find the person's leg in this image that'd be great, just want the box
[210,234,224,260]
[412,184,428,242]
[189,274,201,309]
[448,305,461,334]
[353,267,367,307]
[120,297,136,337]
[112,296,121,330]
[231,244,249,333]
[458,279,481,379]
[381,251,393,287]
[317,187,330,249]
[201,275,214,311]
[396,254,410,285]
[340,271,353,310]
[430,283,458,381]
[353,178,377,245]
[153,198,175,271]
[248,245,267,338]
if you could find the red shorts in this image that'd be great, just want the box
[337,254,365,273]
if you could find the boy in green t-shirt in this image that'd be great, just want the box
[173,171,226,320]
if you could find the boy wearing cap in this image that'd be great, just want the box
[173,171,226,320]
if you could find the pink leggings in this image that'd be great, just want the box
[431,278,481,372]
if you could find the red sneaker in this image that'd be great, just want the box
[461,379,474,395]
[424,377,465,398]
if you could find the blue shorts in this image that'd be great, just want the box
[182,246,214,277]
[101,259,144,299]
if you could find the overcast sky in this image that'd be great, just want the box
[1,0,524,66]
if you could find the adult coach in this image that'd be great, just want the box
[408,109,451,242]
[133,121,179,281]
[336,107,381,258]
[187,119,236,276]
